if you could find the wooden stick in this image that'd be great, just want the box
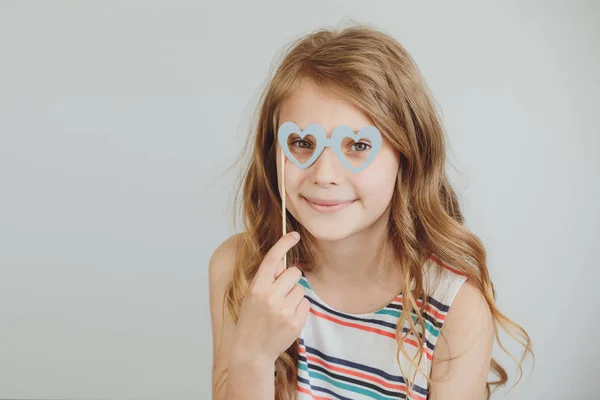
[281,147,287,270]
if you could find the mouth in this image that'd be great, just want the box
[302,196,356,214]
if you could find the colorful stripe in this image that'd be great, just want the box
[297,339,428,400]
[299,275,451,360]
[296,258,467,400]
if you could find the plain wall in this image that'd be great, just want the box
[0,1,598,399]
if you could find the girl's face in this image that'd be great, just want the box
[276,79,400,242]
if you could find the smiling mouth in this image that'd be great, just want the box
[302,196,356,213]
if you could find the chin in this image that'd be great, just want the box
[294,213,360,242]
[287,196,366,242]
[303,223,356,242]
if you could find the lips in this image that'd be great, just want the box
[302,196,356,213]
[303,196,354,206]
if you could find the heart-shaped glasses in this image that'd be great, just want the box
[277,121,382,173]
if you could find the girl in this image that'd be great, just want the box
[209,24,533,400]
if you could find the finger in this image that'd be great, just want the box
[294,297,311,322]
[272,266,303,299]
[283,284,306,310]
[254,232,300,282]
[273,259,284,280]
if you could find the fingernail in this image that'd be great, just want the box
[291,231,300,239]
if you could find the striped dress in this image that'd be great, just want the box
[295,257,468,400]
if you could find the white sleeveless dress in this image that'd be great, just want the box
[295,257,468,400]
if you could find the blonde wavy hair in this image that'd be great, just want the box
[218,22,534,400]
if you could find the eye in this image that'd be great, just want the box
[350,142,371,151]
[291,139,313,149]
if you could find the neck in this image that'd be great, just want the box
[307,209,398,287]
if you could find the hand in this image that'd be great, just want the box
[230,232,310,365]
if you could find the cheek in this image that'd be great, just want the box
[281,160,305,194]
[288,173,306,192]
[356,176,393,199]
[356,159,398,202]
[277,152,301,191]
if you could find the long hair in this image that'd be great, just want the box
[217,22,534,400]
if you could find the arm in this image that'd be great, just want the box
[428,280,494,400]
[208,234,275,400]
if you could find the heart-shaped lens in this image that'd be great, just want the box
[331,125,382,173]
[278,122,326,170]
[337,135,374,169]
[286,132,317,165]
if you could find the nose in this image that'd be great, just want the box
[309,147,344,187]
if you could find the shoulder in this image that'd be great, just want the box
[427,259,493,338]
[208,233,245,319]
[208,233,244,289]
[210,233,243,264]
[424,257,469,307]
[208,233,247,353]
[424,259,493,347]
[444,279,493,332]
[208,233,245,398]
[428,278,494,398]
